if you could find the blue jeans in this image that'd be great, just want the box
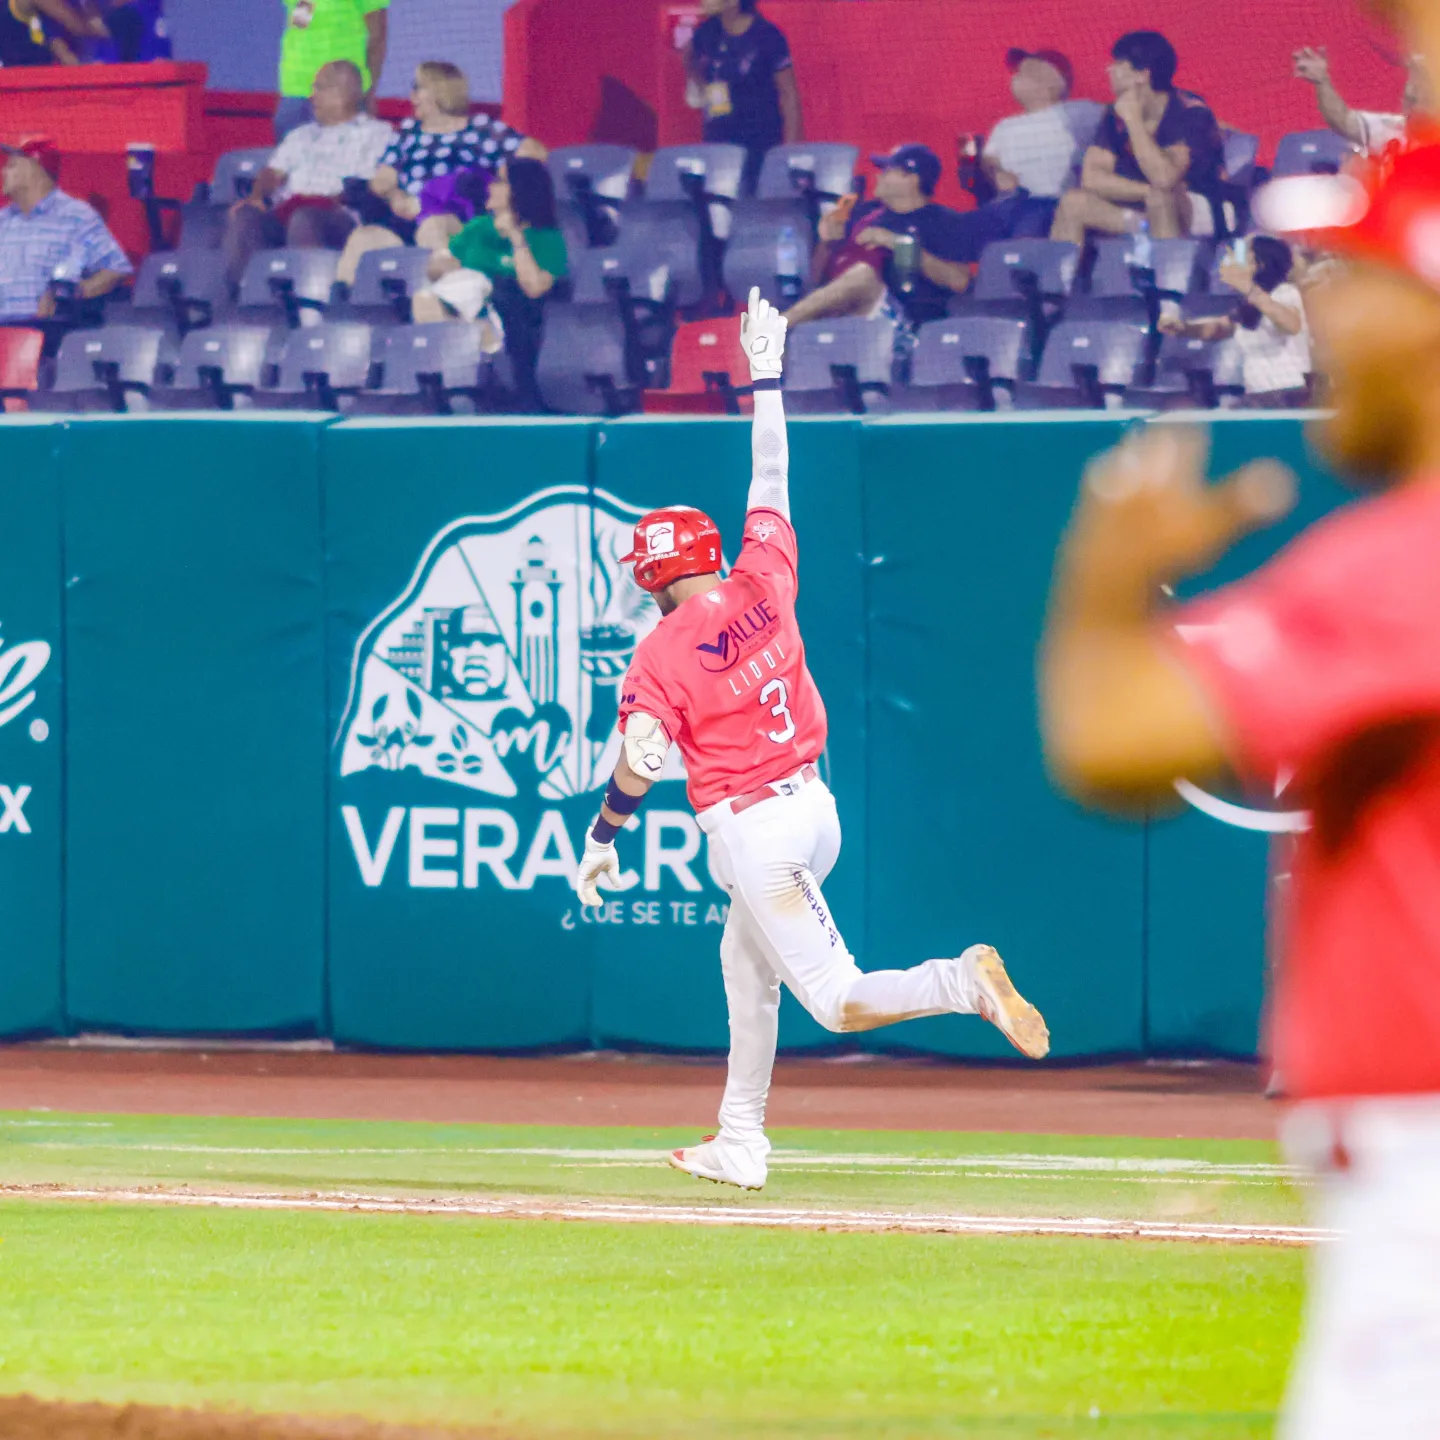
[273,96,313,142]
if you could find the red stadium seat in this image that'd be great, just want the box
[0,326,44,412]
[645,318,751,415]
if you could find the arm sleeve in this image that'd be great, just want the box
[616,654,683,746]
[746,386,790,519]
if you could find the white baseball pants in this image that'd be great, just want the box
[698,771,986,1160]
[1279,1095,1440,1439]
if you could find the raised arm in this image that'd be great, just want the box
[740,287,790,518]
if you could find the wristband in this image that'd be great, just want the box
[751,377,781,391]
[591,814,621,845]
[605,776,644,815]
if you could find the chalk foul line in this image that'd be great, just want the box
[0,1184,1332,1246]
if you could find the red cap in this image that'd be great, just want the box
[1254,140,1440,292]
[2,134,61,182]
[619,506,723,593]
[1005,47,1074,95]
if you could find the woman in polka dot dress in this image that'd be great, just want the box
[337,59,546,283]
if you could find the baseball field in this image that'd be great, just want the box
[0,1049,1307,1439]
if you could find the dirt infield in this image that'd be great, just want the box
[0,1047,1275,1140]
[0,1397,499,1440]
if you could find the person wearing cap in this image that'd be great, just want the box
[0,136,131,324]
[1040,142,1440,1435]
[684,0,802,196]
[782,143,971,329]
[1051,30,1222,244]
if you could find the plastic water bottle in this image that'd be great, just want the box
[1130,217,1153,270]
[776,225,803,303]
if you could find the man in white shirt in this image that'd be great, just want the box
[222,58,393,288]
[1293,45,1427,156]
[951,48,1080,259]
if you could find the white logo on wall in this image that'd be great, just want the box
[0,619,51,837]
[335,487,728,924]
[338,486,687,799]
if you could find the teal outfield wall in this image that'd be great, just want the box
[0,412,1350,1057]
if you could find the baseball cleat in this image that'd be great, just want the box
[967,945,1051,1060]
[667,1134,767,1191]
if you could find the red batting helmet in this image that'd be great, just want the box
[620,506,722,593]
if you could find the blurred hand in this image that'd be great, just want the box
[426,250,460,282]
[514,137,549,161]
[492,207,522,242]
[817,206,849,244]
[35,290,56,319]
[1067,426,1296,592]
[390,191,421,221]
[854,225,900,251]
[1218,255,1257,296]
[1113,89,1145,130]
[85,14,109,36]
[228,195,266,218]
[1293,46,1331,85]
[1156,310,1187,336]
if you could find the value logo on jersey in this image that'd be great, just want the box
[338,486,681,800]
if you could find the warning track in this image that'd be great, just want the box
[0,1183,1331,1246]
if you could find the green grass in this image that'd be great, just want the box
[0,1112,1307,1228]
[0,1199,1302,1438]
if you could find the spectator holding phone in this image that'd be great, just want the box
[1158,234,1311,406]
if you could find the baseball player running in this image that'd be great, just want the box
[575,287,1050,1192]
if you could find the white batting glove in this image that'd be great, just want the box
[740,285,786,382]
[576,831,621,907]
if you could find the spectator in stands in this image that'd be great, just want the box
[276,0,389,141]
[85,0,171,63]
[1051,30,1221,245]
[0,0,106,65]
[1158,235,1311,407]
[414,157,567,411]
[951,47,1080,259]
[783,144,970,328]
[1293,45,1428,156]
[222,60,393,290]
[335,60,546,286]
[0,136,131,323]
[685,0,802,194]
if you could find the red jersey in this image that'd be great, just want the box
[1170,479,1440,1100]
[618,509,827,811]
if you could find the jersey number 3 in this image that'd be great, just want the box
[759,678,796,743]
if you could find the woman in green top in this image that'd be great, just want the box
[414,158,568,409]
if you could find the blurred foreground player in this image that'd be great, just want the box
[574,288,1049,1191]
[1039,145,1440,1437]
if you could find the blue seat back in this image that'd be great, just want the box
[131,249,229,308]
[972,240,1079,302]
[210,148,273,205]
[755,143,858,200]
[644,144,747,202]
[784,317,895,392]
[270,322,373,391]
[910,316,1029,387]
[237,248,339,311]
[1272,129,1361,177]
[1089,238,1210,299]
[1035,320,1147,388]
[52,326,164,391]
[171,325,273,389]
[377,323,487,392]
[349,248,433,306]
[549,145,636,203]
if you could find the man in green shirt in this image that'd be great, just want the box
[276,0,389,140]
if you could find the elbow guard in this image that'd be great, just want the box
[623,711,670,781]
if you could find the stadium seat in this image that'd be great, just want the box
[536,303,641,417]
[754,143,859,202]
[148,325,275,410]
[252,322,374,410]
[349,323,496,415]
[176,147,274,250]
[644,317,752,415]
[1123,331,1245,410]
[644,144,747,204]
[783,316,895,414]
[236,248,339,327]
[549,145,634,248]
[898,315,1030,411]
[598,202,706,309]
[1072,238,1211,324]
[121,249,230,334]
[27,325,168,412]
[1012,319,1149,409]
[0,326,44,410]
[961,238,1080,337]
[1221,128,1261,186]
[1272,129,1361,177]
[722,197,813,308]
[331,247,433,325]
